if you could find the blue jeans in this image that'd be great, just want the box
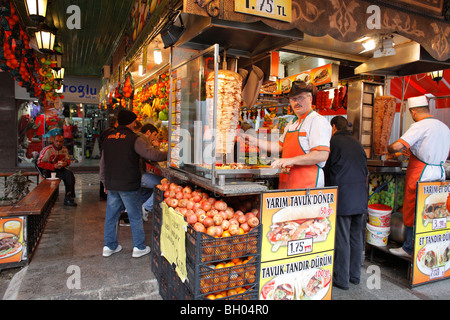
[402,226,414,255]
[104,189,146,250]
[141,173,162,211]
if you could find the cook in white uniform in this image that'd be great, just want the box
[387,95,450,258]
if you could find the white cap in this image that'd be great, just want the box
[408,96,428,109]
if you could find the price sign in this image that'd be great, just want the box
[430,266,445,280]
[287,238,313,256]
[235,0,292,22]
[432,218,447,230]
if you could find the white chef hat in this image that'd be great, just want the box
[408,96,429,109]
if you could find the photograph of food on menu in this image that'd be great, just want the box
[312,68,330,84]
[422,192,450,227]
[260,81,279,94]
[267,205,331,252]
[0,232,23,260]
[260,268,331,300]
[416,241,450,276]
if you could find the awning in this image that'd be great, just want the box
[389,69,450,109]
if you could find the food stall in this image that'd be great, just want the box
[114,0,450,298]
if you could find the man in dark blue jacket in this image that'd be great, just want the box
[324,116,368,290]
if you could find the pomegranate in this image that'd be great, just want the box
[168,198,179,208]
[215,226,224,237]
[237,215,247,225]
[224,207,234,219]
[186,213,197,225]
[240,222,250,233]
[203,217,214,228]
[214,200,227,211]
[245,212,256,220]
[175,192,184,200]
[186,200,194,210]
[197,212,207,224]
[248,216,259,228]
[192,195,202,203]
[201,201,212,212]
[221,219,230,231]
[229,218,239,227]
[178,199,188,208]
[206,226,217,237]
[183,186,192,194]
[161,178,169,185]
[193,222,206,233]
[228,224,240,236]
[213,214,223,226]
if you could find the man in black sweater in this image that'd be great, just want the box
[324,116,368,290]
[100,110,167,258]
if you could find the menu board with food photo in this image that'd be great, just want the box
[260,188,337,263]
[0,217,26,264]
[259,64,335,96]
[259,251,333,300]
[412,229,450,286]
[412,181,450,286]
[415,181,450,234]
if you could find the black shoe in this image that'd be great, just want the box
[332,282,349,290]
[64,198,78,207]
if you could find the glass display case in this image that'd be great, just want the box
[168,44,280,192]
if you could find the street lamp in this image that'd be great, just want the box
[24,0,48,24]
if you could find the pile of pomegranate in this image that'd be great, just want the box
[156,178,260,238]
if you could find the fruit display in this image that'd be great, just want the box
[368,173,405,209]
[156,178,260,238]
[133,71,169,122]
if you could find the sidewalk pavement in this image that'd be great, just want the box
[1,173,449,300]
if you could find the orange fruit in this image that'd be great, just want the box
[231,258,241,264]
[224,261,235,268]
[206,294,216,300]
[227,288,238,296]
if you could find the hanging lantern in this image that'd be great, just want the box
[24,0,48,24]
[35,24,56,54]
[52,67,65,81]
[430,70,443,84]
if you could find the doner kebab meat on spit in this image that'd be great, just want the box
[206,70,243,155]
[373,96,396,156]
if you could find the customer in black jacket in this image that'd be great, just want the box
[324,116,368,290]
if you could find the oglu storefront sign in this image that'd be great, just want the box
[62,76,101,104]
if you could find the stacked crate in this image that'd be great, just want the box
[151,187,262,300]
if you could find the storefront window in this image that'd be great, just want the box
[17,101,108,167]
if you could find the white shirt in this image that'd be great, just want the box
[279,110,332,169]
[399,117,450,181]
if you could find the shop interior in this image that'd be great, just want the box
[17,101,108,167]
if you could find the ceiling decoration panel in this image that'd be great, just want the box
[13,0,135,77]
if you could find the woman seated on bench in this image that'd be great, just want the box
[36,134,77,207]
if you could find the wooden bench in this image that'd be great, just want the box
[0,179,60,270]
[0,171,40,186]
